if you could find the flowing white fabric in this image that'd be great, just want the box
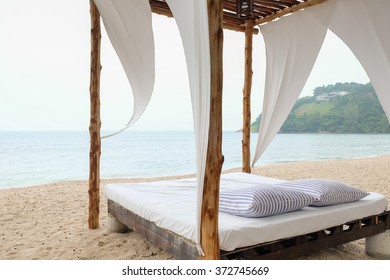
[93,0,155,138]
[165,0,210,255]
[329,0,390,122]
[252,1,335,166]
[94,0,210,254]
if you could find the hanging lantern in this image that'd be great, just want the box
[236,0,254,19]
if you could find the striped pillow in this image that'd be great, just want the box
[219,184,315,218]
[277,179,369,206]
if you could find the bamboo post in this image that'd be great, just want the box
[200,0,224,260]
[88,0,102,229]
[242,19,254,173]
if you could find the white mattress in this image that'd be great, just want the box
[104,172,388,251]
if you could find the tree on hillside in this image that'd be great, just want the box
[313,82,370,96]
[250,82,390,133]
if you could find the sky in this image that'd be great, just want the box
[0,0,369,132]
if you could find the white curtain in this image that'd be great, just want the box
[165,0,210,256]
[252,1,335,166]
[329,0,390,122]
[93,0,155,138]
[94,0,210,255]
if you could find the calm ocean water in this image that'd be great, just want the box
[1,131,390,189]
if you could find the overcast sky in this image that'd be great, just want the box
[0,0,369,132]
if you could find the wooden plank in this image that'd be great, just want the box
[88,0,102,229]
[150,3,259,34]
[200,0,225,260]
[222,211,390,259]
[255,0,327,25]
[108,199,390,260]
[149,0,325,31]
[242,19,254,173]
[108,200,136,230]
[150,0,173,18]
[223,22,259,35]
[108,201,199,260]
[134,220,197,259]
[254,0,291,10]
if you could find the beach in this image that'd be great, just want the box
[1,155,389,260]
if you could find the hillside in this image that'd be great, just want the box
[251,82,390,133]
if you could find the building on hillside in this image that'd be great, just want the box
[316,91,349,101]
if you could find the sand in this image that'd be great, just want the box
[1,155,389,260]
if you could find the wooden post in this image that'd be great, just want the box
[242,19,254,173]
[88,0,102,229]
[200,0,224,260]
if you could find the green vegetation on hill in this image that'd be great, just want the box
[251,82,390,133]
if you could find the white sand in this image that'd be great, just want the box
[1,155,389,260]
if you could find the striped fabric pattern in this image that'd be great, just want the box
[219,184,315,218]
[277,179,369,206]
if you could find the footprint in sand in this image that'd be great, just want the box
[0,213,17,223]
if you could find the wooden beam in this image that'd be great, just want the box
[150,4,173,18]
[255,0,327,25]
[223,22,259,35]
[150,4,259,35]
[88,0,102,229]
[242,19,254,173]
[200,0,224,260]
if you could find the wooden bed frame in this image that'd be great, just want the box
[108,200,390,260]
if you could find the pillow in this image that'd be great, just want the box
[276,179,369,206]
[219,184,315,218]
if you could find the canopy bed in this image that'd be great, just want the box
[87,0,390,259]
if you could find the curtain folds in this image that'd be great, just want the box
[93,0,155,138]
[165,0,210,255]
[252,1,335,166]
[94,0,210,255]
[253,0,390,166]
[329,0,390,122]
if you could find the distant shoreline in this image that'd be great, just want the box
[2,132,390,189]
[239,130,390,134]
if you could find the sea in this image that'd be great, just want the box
[1,131,390,189]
